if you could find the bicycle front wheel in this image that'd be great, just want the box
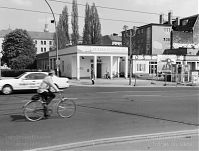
[57,99,76,118]
[24,100,44,121]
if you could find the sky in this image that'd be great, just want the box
[0,0,198,36]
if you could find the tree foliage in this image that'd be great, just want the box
[54,6,70,49]
[90,3,102,44]
[83,3,91,44]
[83,3,102,45]
[2,29,36,69]
[71,0,79,45]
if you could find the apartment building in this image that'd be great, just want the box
[0,25,54,54]
[122,24,172,55]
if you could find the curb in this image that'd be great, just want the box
[29,129,199,151]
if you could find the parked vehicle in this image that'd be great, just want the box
[0,72,69,95]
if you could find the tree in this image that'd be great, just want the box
[2,29,36,69]
[83,3,102,45]
[71,0,79,45]
[83,3,91,44]
[90,3,102,44]
[54,6,70,49]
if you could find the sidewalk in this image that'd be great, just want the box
[31,129,199,151]
[69,78,198,87]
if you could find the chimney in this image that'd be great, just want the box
[159,14,164,24]
[44,24,49,32]
[168,11,173,25]
[176,17,180,26]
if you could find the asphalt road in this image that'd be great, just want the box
[0,86,198,151]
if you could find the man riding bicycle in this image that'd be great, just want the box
[37,70,60,118]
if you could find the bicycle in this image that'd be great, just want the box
[23,91,77,122]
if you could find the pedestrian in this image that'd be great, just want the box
[91,70,95,85]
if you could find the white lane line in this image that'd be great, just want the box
[97,91,163,93]
[124,95,161,97]
[28,129,199,151]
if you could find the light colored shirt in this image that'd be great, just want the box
[37,76,59,93]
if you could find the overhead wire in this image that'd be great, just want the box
[0,6,150,24]
[48,0,161,16]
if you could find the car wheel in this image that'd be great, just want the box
[2,85,13,95]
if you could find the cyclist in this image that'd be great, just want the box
[37,70,60,118]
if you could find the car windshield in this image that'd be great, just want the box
[15,73,27,79]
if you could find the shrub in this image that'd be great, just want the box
[1,69,39,77]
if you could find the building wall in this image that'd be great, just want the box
[172,31,193,44]
[193,16,199,44]
[59,54,73,78]
[152,25,171,55]
[112,41,122,46]
[34,39,54,54]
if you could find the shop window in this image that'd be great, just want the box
[137,64,146,72]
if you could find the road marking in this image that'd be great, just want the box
[124,95,161,97]
[97,91,163,93]
[28,129,199,151]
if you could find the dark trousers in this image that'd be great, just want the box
[39,91,55,105]
[39,91,55,117]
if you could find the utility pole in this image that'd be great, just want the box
[129,29,132,85]
[44,0,59,76]
[0,51,2,79]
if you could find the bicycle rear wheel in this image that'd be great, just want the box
[24,100,44,121]
[57,99,76,118]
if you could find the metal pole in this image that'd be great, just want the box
[0,50,2,79]
[0,57,1,79]
[44,0,59,76]
[129,29,132,85]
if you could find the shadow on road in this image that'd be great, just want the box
[10,114,26,122]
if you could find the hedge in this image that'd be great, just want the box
[1,69,47,77]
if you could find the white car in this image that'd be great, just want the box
[0,72,70,95]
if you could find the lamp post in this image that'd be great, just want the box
[44,0,59,76]
[129,29,132,85]
[0,51,2,79]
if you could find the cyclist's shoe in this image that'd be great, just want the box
[44,115,49,119]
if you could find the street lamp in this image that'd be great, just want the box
[44,0,59,76]
[0,51,2,79]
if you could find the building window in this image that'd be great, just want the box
[41,47,43,52]
[34,40,37,44]
[62,60,64,72]
[163,38,170,41]
[41,41,43,45]
[49,41,52,45]
[149,62,157,74]
[164,28,171,32]
[50,59,52,69]
[137,64,146,72]
[53,58,56,69]
[44,41,46,45]
[44,48,46,52]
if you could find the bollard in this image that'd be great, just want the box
[164,73,167,86]
[134,75,136,86]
